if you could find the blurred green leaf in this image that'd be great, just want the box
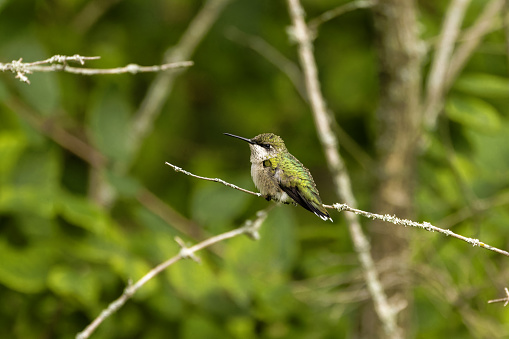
[0,239,53,293]
[226,316,256,339]
[147,285,184,320]
[445,96,501,133]
[65,236,125,264]
[454,73,509,98]
[16,73,60,116]
[57,192,113,236]
[191,181,251,231]
[450,153,477,183]
[106,171,142,198]
[0,78,9,103]
[0,132,26,183]
[134,206,180,237]
[465,125,509,194]
[219,208,297,307]
[182,314,227,339]
[0,148,59,217]
[88,87,132,164]
[166,258,218,301]
[47,265,101,307]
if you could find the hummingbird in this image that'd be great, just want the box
[224,133,332,221]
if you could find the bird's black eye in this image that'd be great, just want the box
[261,144,272,150]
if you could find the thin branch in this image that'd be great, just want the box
[7,54,100,67]
[165,162,262,198]
[439,187,509,229]
[0,55,95,84]
[424,0,471,129]
[72,0,123,33]
[424,0,505,129]
[330,203,509,257]
[30,60,194,75]
[488,287,509,306]
[285,0,402,337]
[136,189,205,239]
[225,27,308,100]
[165,161,509,256]
[0,55,193,84]
[76,208,270,339]
[308,0,376,33]
[445,0,505,88]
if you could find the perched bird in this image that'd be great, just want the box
[224,132,332,221]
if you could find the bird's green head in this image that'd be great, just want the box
[224,132,288,161]
[251,133,287,153]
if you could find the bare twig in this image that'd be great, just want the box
[136,189,205,239]
[0,55,193,84]
[30,60,194,75]
[445,0,505,88]
[225,27,308,100]
[166,160,509,256]
[0,55,96,84]
[488,287,509,306]
[72,0,123,33]
[331,203,509,257]
[164,162,262,198]
[424,0,505,129]
[7,54,100,67]
[308,0,376,33]
[439,188,509,229]
[424,0,471,129]
[76,208,270,339]
[285,0,402,337]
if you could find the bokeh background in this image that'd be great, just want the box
[1,0,509,338]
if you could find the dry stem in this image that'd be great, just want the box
[0,55,192,84]
[76,208,270,339]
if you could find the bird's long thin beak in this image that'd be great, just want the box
[223,133,255,144]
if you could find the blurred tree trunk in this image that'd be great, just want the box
[363,0,422,337]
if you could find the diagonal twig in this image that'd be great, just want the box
[225,27,308,100]
[76,208,270,339]
[165,162,262,197]
[446,0,505,87]
[308,0,376,33]
[487,287,509,306]
[424,0,471,129]
[165,161,509,257]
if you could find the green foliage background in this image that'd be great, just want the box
[1,0,509,338]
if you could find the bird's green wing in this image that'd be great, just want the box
[266,155,332,221]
